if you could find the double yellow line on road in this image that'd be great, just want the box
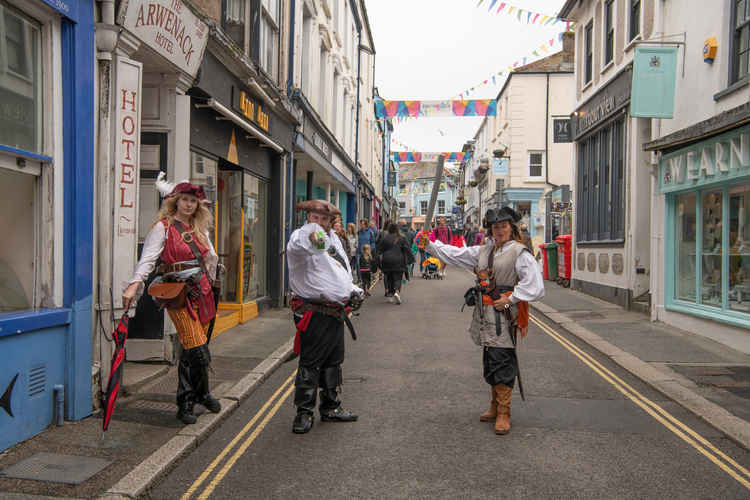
[530,314,750,490]
[181,370,297,500]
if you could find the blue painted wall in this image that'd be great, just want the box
[0,0,94,452]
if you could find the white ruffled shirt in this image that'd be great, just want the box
[128,220,218,291]
[426,239,545,304]
[287,222,363,302]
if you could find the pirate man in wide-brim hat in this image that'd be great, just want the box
[417,205,544,435]
[286,200,365,434]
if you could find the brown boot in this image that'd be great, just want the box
[479,388,498,422]
[493,384,512,435]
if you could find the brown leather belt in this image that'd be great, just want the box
[158,262,200,274]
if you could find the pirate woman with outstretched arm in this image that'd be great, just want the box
[417,206,544,435]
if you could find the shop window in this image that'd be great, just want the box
[702,191,723,307]
[190,151,218,239]
[584,21,593,84]
[604,0,614,66]
[420,200,428,215]
[528,151,544,177]
[576,117,625,244]
[496,178,504,192]
[398,201,405,209]
[732,0,750,83]
[0,168,36,313]
[729,184,750,312]
[242,173,268,301]
[222,0,246,50]
[218,170,243,303]
[260,0,280,82]
[629,0,641,42]
[0,3,42,154]
[438,200,445,215]
[675,193,697,302]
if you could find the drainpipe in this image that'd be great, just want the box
[286,0,296,97]
[544,72,557,189]
[94,0,119,394]
[353,27,363,222]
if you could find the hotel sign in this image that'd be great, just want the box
[659,123,750,193]
[121,0,208,78]
[112,57,142,307]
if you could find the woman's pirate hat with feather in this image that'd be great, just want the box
[155,171,210,203]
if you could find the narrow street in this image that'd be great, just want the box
[149,271,750,499]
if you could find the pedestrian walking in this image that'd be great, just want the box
[434,217,452,277]
[287,200,364,434]
[357,219,376,282]
[465,224,476,247]
[359,244,374,296]
[417,206,544,435]
[333,218,350,258]
[376,222,414,305]
[473,226,485,246]
[122,175,221,425]
[519,223,533,253]
[346,222,358,279]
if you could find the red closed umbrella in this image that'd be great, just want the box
[102,314,129,432]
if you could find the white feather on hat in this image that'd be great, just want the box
[154,171,191,198]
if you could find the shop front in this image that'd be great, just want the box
[652,120,750,338]
[190,51,294,334]
[570,65,652,308]
[291,91,357,227]
[0,0,94,451]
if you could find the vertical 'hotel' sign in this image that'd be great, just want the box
[113,56,142,306]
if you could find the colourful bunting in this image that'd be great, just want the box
[375,99,497,119]
[476,0,575,29]
[392,152,471,163]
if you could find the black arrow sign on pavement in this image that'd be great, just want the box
[1,373,19,418]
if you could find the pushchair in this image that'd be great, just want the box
[421,256,442,280]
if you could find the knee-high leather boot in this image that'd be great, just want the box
[493,384,512,435]
[319,365,358,422]
[479,388,498,422]
[293,366,319,434]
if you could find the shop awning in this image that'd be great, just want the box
[199,98,284,153]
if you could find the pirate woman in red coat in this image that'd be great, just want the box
[122,173,220,424]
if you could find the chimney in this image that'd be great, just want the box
[563,32,575,62]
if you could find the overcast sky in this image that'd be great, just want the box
[365,0,568,155]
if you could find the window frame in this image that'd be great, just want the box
[730,0,750,85]
[629,0,641,42]
[528,151,545,178]
[575,115,626,245]
[259,0,280,83]
[584,21,593,84]
[438,199,446,215]
[603,0,615,67]
[420,200,428,215]
[0,0,62,318]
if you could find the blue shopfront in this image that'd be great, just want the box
[659,123,750,331]
[502,188,546,240]
[0,0,94,450]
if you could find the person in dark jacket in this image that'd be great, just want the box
[356,219,376,282]
[375,222,414,304]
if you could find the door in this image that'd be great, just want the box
[127,132,166,348]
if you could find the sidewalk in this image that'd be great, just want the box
[532,282,750,449]
[0,309,296,500]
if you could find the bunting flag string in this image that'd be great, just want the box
[456,31,566,99]
[391,138,417,151]
[375,99,497,119]
[392,152,470,163]
[475,0,575,30]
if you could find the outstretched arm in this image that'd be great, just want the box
[287,222,327,257]
[425,239,481,270]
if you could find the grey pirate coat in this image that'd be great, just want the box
[469,241,528,348]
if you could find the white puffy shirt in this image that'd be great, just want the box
[427,239,545,304]
[287,222,363,302]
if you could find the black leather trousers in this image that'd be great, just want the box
[293,312,345,415]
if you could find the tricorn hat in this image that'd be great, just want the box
[155,171,209,202]
[483,206,521,228]
[296,199,341,217]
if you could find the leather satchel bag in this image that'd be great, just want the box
[148,281,187,310]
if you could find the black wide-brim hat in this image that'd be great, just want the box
[483,207,522,228]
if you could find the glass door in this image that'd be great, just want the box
[217,168,243,304]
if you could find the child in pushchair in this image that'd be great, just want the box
[421,255,443,280]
